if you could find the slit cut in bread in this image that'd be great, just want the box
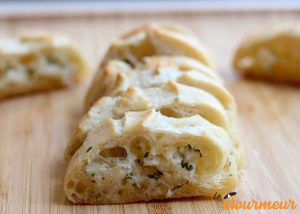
[0,34,88,99]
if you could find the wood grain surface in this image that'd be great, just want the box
[0,11,299,214]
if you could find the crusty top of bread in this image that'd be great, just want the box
[85,55,226,110]
[101,23,215,68]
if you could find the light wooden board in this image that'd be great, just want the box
[0,11,299,214]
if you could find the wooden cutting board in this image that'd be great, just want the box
[0,10,299,214]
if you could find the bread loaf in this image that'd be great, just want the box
[64,23,244,204]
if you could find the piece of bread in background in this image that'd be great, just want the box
[233,25,300,84]
[0,34,88,99]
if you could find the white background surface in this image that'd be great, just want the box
[0,0,300,18]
